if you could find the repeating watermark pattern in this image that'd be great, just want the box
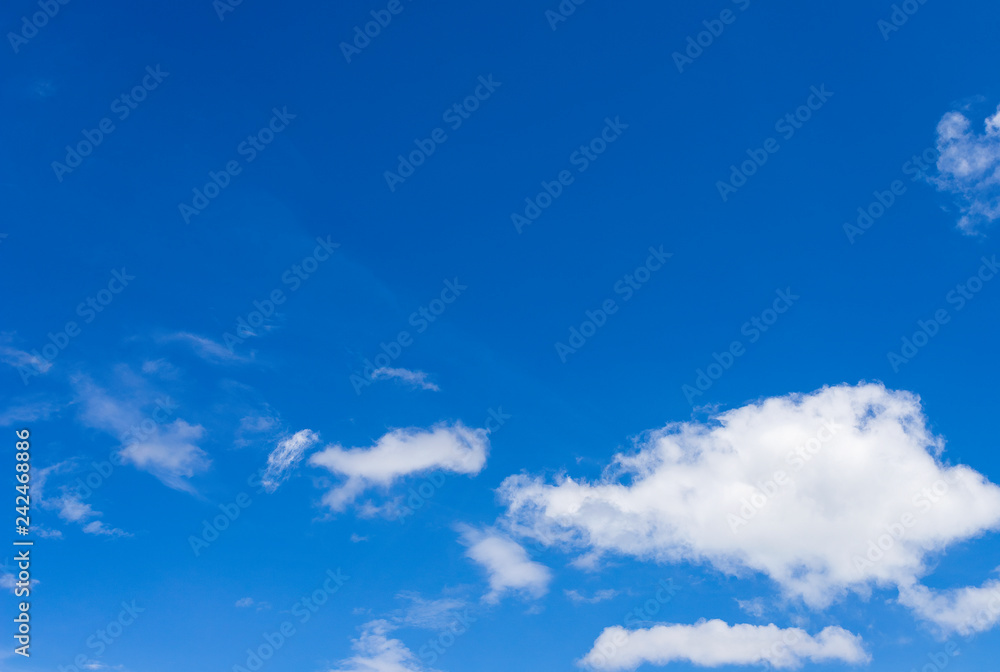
[57,601,144,672]
[188,493,253,556]
[395,406,511,523]
[555,246,671,362]
[417,608,477,665]
[7,0,71,54]
[17,269,136,385]
[231,569,349,672]
[850,478,954,571]
[178,107,296,223]
[843,145,939,243]
[672,0,752,73]
[512,117,628,233]
[887,255,998,371]
[188,464,283,556]
[727,421,840,532]
[52,66,170,182]
[716,85,834,201]
[905,582,1000,671]
[214,0,245,21]
[383,76,501,192]
[340,0,415,62]
[545,0,588,31]
[681,288,799,404]
[350,278,467,394]
[878,0,931,41]
[222,236,339,353]
[71,397,178,501]
[908,641,960,672]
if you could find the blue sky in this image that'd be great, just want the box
[3,0,1000,670]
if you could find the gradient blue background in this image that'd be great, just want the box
[2,0,999,669]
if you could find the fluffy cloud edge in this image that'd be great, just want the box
[457,525,552,604]
[579,620,869,670]
[309,422,489,512]
[497,382,1000,628]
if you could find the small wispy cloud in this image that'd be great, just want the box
[394,592,469,630]
[75,377,210,493]
[931,102,1000,234]
[0,344,51,375]
[457,525,552,604]
[42,491,129,537]
[160,332,249,364]
[82,521,130,537]
[141,358,179,377]
[0,399,58,427]
[565,588,620,605]
[261,429,320,493]
[371,367,440,392]
[235,597,271,611]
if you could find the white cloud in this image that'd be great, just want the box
[141,358,179,377]
[81,520,129,537]
[330,620,435,672]
[44,492,128,537]
[499,383,1000,631]
[33,526,63,539]
[565,589,620,605]
[579,620,869,670]
[53,493,96,522]
[899,579,1000,636]
[736,598,766,619]
[931,103,1000,233]
[309,423,488,511]
[457,525,551,604]
[235,410,280,447]
[34,461,72,505]
[371,367,440,392]
[235,597,255,608]
[0,565,39,594]
[118,420,209,492]
[261,429,319,492]
[0,399,57,427]
[394,592,469,630]
[0,343,51,374]
[76,379,210,492]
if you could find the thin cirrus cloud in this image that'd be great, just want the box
[35,462,127,537]
[159,331,250,364]
[498,383,1000,636]
[0,399,58,427]
[75,377,210,493]
[260,429,320,492]
[565,589,620,605]
[457,525,552,604]
[931,101,1000,234]
[370,367,441,392]
[0,343,52,376]
[579,620,869,670]
[48,492,128,537]
[308,422,489,512]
